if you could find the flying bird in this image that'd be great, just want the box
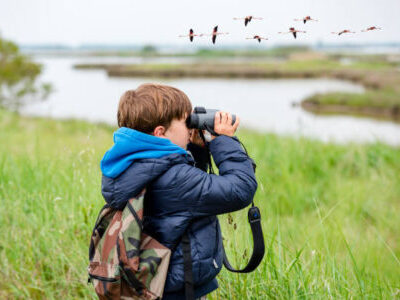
[294,16,318,24]
[178,29,201,42]
[331,29,356,35]
[361,26,382,32]
[246,35,268,43]
[202,26,229,44]
[233,16,263,26]
[278,27,306,39]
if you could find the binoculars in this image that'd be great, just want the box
[186,107,236,135]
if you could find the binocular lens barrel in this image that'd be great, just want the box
[186,107,236,131]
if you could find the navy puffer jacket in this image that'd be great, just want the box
[101,134,257,299]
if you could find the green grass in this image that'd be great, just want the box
[1,109,400,299]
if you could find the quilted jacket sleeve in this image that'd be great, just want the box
[178,135,258,217]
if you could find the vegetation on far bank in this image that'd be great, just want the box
[29,45,312,59]
[1,109,400,299]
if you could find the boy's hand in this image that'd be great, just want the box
[189,129,206,147]
[213,111,240,138]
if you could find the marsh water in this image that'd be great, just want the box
[20,56,400,146]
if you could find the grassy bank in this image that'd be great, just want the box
[1,109,400,299]
[74,55,400,121]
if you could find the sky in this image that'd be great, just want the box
[0,0,399,47]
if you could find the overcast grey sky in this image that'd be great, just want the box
[0,0,399,47]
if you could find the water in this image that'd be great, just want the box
[20,56,400,146]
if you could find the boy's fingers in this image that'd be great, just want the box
[227,113,232,126]
[215,111,221,124]
[219,112,224,124]
[233,116,240,130]
[221,112,228,124]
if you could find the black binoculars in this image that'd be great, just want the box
[186,107,236,134]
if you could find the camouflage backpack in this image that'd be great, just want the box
[88,189,171,300]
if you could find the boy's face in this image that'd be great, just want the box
[161,116,191,150]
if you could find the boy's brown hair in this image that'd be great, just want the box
[117,83,192,134]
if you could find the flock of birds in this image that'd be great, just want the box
[179,15,382,44]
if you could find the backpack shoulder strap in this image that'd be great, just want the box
[181,231,195,300]
[88,203,114,261]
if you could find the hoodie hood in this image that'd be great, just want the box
[100,127,187,179]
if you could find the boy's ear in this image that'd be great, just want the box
[153,125,166,137]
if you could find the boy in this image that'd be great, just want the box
[100,83,257,299]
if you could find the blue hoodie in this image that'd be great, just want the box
[100,127,187,178]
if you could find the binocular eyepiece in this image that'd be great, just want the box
[186,107,236,135]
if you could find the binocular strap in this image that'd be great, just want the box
[222,203,265,273]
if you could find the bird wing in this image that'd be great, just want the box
[212,34,216,44]
[245,18,249,26]
[293,32,297,39]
